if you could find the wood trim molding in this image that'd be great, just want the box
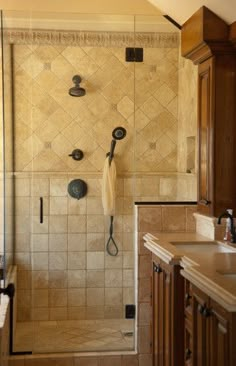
[181,6,236,64]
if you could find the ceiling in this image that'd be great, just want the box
[147,0,236,25]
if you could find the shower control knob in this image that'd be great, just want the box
[68,149,84,161]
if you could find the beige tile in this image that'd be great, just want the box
[87,233,104,251]
[17,270,31,289]
[86,306,104,320]
[104,306,123,319]
[32,271,49,289]
[68,215,86,233]
[50,197,68,215]
[49,307,68,320]
[32,216,49,234]
[49,289,67,307]
[87,270,104,288]
[49,252,67,270]
[31,307,49,321]
[186,206,197,232]
[31,234,48,252]
[86,178,102,197]
[123,251,134,269]
[68,252,86,270]
[50,178,68,196]
[68,233,86,251]
[49,271,67,288]
[68,270,86,288]
[87,288,104,306]
[15,253,31,270]
[68,288,86,306]
[32,252,48,270]
[31,178,49,196]
[87,252,104,270]
[15,233,30,252]
[105,252,122,269]
[15,216,30,234]
[32,289,48,307]
[105,269,122,287]
[162,206,186,232]
[68,197,86,214]
[138,206,162,232]
[49,215,67,233]
[123,287,134,305]
[87,197,103,214]
[15,197,30,216]
[15,178,31,196]
[87,215,105,233]
[68,306,86,320]
[123,269,134,287]
[49,234,67,251]
[105,288,122,306]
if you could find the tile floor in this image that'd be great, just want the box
[14,319,135,353]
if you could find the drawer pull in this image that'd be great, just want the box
[153,264,162,273]
[199,199,211,206]
[185,348,192,360]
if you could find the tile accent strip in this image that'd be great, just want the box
[5,29,179,47]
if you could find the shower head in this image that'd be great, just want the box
[69,75,86,97]
[112,127,127,140]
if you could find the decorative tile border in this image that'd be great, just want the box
[5,29,179,48]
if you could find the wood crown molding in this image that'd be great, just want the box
[181,6,236,64]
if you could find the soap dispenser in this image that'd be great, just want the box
[224,209,233,241]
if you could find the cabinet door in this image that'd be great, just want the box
[209,300,230,366]
[192,286,210,366]
[152,261,172,366]
[198,57,214,216]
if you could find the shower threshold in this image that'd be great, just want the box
[14,318,134,353]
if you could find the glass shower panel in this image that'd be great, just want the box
[10,10,136,354]
[1,11,14,284]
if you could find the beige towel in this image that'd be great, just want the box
[102,156,116,216]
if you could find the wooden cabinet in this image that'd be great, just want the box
[152,254,184,366]
[184,279,236,366]
[181,6,236,216]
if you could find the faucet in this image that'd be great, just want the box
[217,211,236,244]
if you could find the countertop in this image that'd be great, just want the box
[144,232,236,311]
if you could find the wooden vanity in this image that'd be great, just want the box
[144,233,236,366]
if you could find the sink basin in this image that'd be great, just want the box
[170,241,236,253]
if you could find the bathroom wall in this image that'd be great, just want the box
[12,28,189,322]
[10,27,196,321]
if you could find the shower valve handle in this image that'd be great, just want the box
[69,149,84,161]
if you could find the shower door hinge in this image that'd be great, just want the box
[125,48,143,62]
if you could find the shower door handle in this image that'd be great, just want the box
[40,197,43,224]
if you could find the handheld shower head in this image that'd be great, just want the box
[69,75,86,97]
[112,127,127,140]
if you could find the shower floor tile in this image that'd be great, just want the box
[14,319,134,353]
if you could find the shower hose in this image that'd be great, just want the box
[106,216,118,256]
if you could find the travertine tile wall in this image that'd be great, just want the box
[15,174,134,321]
[12,30,185,322]
[0,295,10,366]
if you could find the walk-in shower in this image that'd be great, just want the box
[0,9,185,359]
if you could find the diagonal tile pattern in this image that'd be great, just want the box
[14,319,134,353]
[14,40,179,173]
